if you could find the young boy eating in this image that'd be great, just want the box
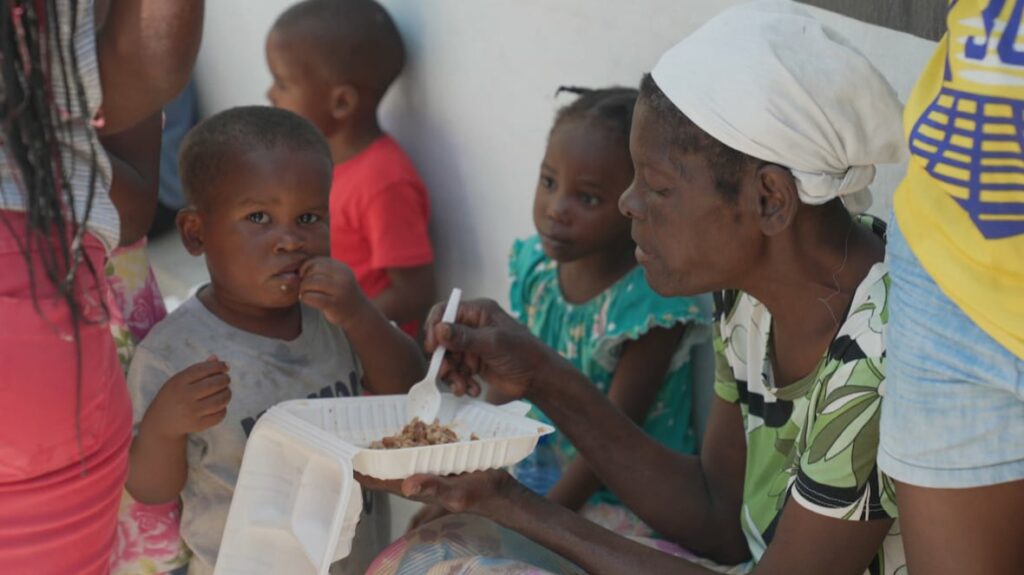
[125,106,425,574]
[266,0,437,339]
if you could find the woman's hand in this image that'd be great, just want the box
[357,469,521,517]
[424,298,571,400]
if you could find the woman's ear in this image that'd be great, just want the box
[755,164,798,236]
[330,84,360,121]
[176,207,205,256]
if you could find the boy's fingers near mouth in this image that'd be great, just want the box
[298,257,317,276]
[298,271,335,293]
[299,290,334,312]
[298,256,331,278]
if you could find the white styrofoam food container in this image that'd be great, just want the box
[215,394,552,575]
[279,394,554,479]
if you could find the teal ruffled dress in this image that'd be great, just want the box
[508,236,713,507]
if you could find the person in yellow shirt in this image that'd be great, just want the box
[879,1,1024,573]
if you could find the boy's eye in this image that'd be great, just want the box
[539,175,556,190]
[247,212,270,224]
[580,193,600,207]
[298,213,320,224]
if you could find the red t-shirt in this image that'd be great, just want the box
[330,135,434,336]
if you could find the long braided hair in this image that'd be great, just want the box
[1,0,105,462]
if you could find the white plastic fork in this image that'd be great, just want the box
[406,287,462,423]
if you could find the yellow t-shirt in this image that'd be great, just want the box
[896,0,1024,358]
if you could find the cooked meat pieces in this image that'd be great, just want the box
[371,417,459,449]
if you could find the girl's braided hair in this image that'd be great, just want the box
[552,85,639,157]
[1,0,105,461]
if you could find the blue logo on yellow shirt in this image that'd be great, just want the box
[909,0,1024,239]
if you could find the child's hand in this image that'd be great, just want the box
[140,356,231,440]
[298,257,369,326]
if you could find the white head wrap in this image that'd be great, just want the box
[651,0,907,213]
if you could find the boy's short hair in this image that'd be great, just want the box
[179,106,332,206]
[273,0,405,101]
[638,74,757,199]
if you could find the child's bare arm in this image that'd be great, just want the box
[546,324,685,511]
[299,257,426,394]
[373,265,436,326]
[127,358,231,504]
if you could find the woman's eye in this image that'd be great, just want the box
[539,175,556,190]
[247,212,270,224]
[298,213,320,224]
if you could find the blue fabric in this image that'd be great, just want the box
[879,219,1024,488]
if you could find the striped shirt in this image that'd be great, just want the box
[0,0,119,250]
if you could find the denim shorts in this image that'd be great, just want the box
[878,219,1024,488]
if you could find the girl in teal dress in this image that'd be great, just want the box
[502,87,713,537]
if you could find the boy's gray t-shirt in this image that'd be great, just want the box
[128,295,384,575]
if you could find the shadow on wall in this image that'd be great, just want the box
[381,1,482,301]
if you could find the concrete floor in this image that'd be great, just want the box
[146,232,421,543]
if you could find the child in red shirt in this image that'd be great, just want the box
[265,0,435,337]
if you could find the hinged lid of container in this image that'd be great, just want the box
[214,408,362,575]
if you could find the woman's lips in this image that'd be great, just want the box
[635,244,653,264]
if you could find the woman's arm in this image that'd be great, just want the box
[363,460,893,575]
[358,470,718,575]
[532,371,750,562]
[546,325,684,511]
[424,299,749,562]
[501,474,893,575]
[100,112,161,245]
[94,0,204,134]
[383,299,894,574]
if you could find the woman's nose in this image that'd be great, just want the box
[619,182,644,220]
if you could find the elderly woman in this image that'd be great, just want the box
[361,3,907,574]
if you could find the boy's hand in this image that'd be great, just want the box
[140,357,231,440]
[298,257,369,326]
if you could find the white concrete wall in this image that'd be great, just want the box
[195,1,936,304]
